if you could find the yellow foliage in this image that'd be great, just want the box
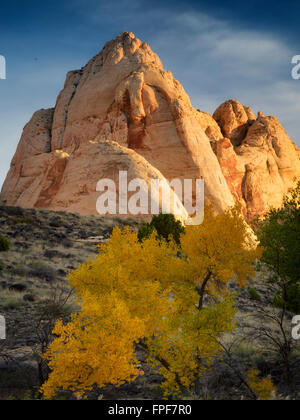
[146,298,237,397]
[41,292,145,399]
[177,207,262,304]
[42,228,175,399]
[247,369,276,400]
[69,227,175,334]
[41,207,261,399]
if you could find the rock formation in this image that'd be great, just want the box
[1,32,300,221]
[212,100,300,219]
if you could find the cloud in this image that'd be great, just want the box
[147,10,299,143]
[152,10,292,78]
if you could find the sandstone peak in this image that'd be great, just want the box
[81,31,163,78]
[213,99,256,146]
[1,34,299,221]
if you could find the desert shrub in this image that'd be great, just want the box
[233,343,256,358]
[9,265,28,276]
[14,217,37,225]
[0,236,10,252]
[2,299,24,311]
[9,283,27,292]
[29,262,56,282]
[37,301,73,320]
[248,288,261,301]
[61,239,73,249]
[138,213,185,245]
[14,390,67,401]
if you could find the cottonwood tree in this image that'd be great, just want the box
[41,207,260,399]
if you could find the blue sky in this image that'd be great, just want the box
[1,0,300,187]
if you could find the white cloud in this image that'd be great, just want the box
[149,11,299,143]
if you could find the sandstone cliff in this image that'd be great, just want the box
[1,32,300,220]
[212,100,300,219]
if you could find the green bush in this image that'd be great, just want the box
[257,182,300,315]
[273,284,300,314]
[14,217,37,226]
[138,213,185,245]
[137,222,154,242]
[273,293,284,309]
[257,182,300,288]
[2,299,24,311]
[286,284,300,313]
[248,287,261,301]
[0,236,10,252]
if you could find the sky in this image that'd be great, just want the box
[0,0,300,187]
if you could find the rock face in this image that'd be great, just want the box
[1,33,300,221]
[212,100,300,219]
